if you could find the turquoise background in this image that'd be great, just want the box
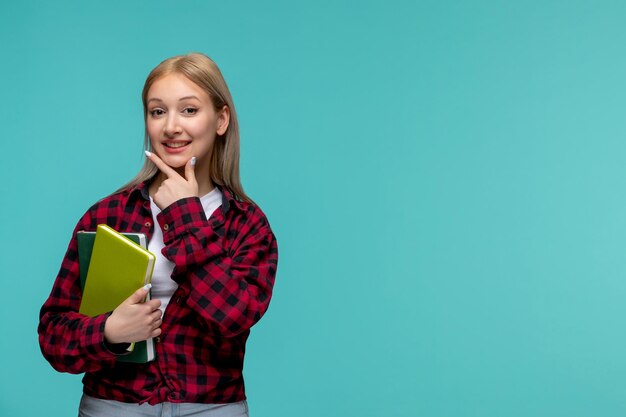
[2,1,626,416]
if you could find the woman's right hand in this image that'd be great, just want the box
[104,285,162,344]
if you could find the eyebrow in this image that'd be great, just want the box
[147,95,201,104]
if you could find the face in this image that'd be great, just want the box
[146,73,229,175]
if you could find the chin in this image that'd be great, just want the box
[168,161,187,168]
[159,155,188,168]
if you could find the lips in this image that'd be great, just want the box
[161,140,191,154]
[164,141,191,148]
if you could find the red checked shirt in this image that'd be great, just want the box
[38,182,278,405]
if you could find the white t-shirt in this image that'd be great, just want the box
[148,188,223,316]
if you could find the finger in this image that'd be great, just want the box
[145,150,181,179]
[127,283,152,304]
[144,299,162,312]
[185,156,197,183]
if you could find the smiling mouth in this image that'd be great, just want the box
[164,141,190,148]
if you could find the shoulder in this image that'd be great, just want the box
[221,188,276,244]
[222,188,272,229]
[77,184,147,230]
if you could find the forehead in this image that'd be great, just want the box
[147,73,208,101]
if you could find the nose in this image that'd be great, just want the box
[163,114,182,137]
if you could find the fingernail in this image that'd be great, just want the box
[191,157,196,166]
[143,283,152,291]
[145,151,152,157]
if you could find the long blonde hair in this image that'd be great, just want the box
[117,53,250,202]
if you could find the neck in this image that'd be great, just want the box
[198,177,215,196]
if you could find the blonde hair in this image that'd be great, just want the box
[117,53,250,202]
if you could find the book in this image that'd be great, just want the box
[77,225,156,363]
[77,231,146,290]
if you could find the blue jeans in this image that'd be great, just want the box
[78,394,249,417]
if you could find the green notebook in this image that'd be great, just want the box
[77,225,156,363]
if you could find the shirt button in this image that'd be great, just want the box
[144,221,152,228]
[163,224,169,231]
[155,336,161,343]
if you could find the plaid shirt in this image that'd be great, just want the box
[38,182,278,405]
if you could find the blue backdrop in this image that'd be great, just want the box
[2,1,626,416]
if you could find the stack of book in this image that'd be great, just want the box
[78,224,156,363]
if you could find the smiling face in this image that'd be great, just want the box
[146,73,229,178]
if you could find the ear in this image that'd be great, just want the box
[216,105,230,136]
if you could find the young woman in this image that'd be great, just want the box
[38,53,278,417]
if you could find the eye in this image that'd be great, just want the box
[182,107,198,115]
[149,108,165,117]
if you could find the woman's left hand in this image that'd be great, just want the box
[146,151,198,210]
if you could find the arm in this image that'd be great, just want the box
[157,197,278,337]
[38,207,162,373]
[38,213,120,374]
[144,152,278,336]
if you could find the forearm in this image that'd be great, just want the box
[38,225,122,373]
[158,197,278,337]
[38,309,118,373]
[183,250,276,337]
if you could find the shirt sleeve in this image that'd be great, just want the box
[38,210,122,374]
[156,197,278,337]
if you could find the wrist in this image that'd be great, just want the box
[104,314,121,344]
